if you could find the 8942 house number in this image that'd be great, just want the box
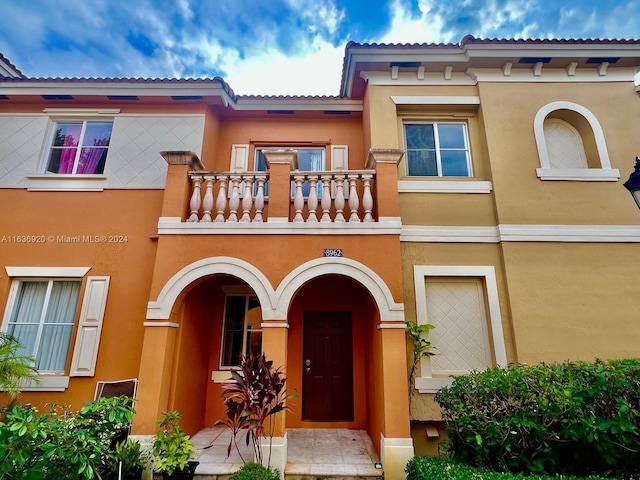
[324,248,343,257]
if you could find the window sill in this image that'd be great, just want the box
[211,370,235,383]
[18,375,70,392]
[26,174,108,191]
[536,168,620,181]
[398,180,493,193]
[415,376,454,393]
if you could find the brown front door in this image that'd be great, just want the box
[302,311,354,421]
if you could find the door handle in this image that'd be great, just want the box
[305,359,311,372]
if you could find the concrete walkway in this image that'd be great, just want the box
[190,427,383,479]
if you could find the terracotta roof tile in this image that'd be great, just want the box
[0,52,24,78]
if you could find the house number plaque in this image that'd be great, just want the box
[324,248,343,257]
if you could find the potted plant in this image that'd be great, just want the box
[107,438,149,480]
[152,411,199,480]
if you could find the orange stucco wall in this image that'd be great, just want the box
[148,234,404,304]
[0,189,162,410]
[212,116,365,171]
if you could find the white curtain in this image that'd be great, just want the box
[8,282,47,359]
[40,282,80,372]
[8,281,80,373]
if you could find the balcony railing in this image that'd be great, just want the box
[186,170,376,223]
[160,149,404,231]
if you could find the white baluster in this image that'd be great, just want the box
[362,173,374,222]
[253,175,266,222]
[348,174,360,222]
[293,175,305,222]
[188,176,202,222]
[307,175,319,222]
[320,174,332,222]
[227,175,241,222]
[334,174,346,223]
[201,176,214,222]
[240,175,254,223]
[214,175,228,222]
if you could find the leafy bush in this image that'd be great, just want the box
[406,457,610,480]
[435,359,640,478]
[229,462,280,480]
[0,333,39,401]
[152,410,194,476]
[0,396,135,479]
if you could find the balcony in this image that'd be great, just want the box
[158,149,403,235]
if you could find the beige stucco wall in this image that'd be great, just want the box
[477,81,640,225]
[501,241,640,364]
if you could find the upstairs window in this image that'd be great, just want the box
[45,121,112,174]
[404,123,471,177]
[255,147,326,197]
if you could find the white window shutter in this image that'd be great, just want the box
[70,276,110,377]
[230,144,250,171]
[331,145,349,198]
[331,145,349,171]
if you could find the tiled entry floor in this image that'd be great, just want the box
[190,427,383,478]
[286,428,383,478]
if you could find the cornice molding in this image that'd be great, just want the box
[401,224,640,243]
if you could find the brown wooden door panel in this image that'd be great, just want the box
[302,311,354,421]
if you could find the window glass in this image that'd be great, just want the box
[405,123,471,177]
[46,121,112,174]
[255,148,326,197]
[220,295,262,367]
[7,280,81,373]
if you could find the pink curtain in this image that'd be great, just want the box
[56,125,81,173]
[77,123,112,174]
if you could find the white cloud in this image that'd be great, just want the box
[221,36,345,96]
[380,0,452,44]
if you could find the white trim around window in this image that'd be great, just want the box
[1,267,108,391]
[5,267,91,277]
[413,265,507,393]
[533,101,619,181]
[398,180,492,193]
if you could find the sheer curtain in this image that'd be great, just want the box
[56,124,82,174]
[8,282,47,359]
[40,282,80,372]
[7,280,80,373]
[77,122,112,174]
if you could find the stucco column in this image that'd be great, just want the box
[160,151,205,219]
[379,324,414,480]
[131,322,179,434]
[259,320,289,477]
[365,149,404,221]
[262,150,298,222]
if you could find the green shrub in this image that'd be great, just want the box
[0,396,135,479]
[229,462,280,480]
[406,457,611,480]
[435,359,640,478]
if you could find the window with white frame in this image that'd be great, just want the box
[255,147,326,197]
[220,294,263,367]
[6,279,81,373]
[1,268,109,391]
[534,101,619,181]
[413,266,507,393]
[404,123,471,177]
[45,121,113,174]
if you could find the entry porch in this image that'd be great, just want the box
[190,427,383,479]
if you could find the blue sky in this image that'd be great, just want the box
[0,0,638,96]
